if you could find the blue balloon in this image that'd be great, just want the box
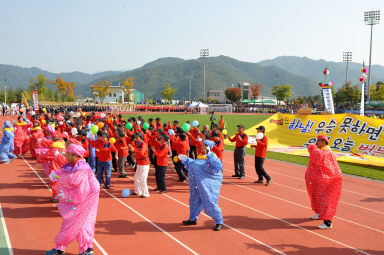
[192,120,199,127]
[168,129,175,135]
[70,111,73,115]
[122,188,131,198]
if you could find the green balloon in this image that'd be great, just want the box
[91,125,99,134]
[143,123,149,130]
[126,122,132,130]
[182,123,190,132]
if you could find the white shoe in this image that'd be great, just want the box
[310,213,319,220]
[317,223,332,229]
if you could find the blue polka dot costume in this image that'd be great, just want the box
[181,144,224,224]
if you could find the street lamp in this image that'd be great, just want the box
[200,49,209,100]
[364,10,380,102]
[342,51,352,86]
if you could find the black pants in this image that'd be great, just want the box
[175,161,187,181]
[234,147,245,176]
[255,156,271,181]
[111,151,118,171]
[126,151,135,166]
[153,156,158,169]
[155,165,167,191]
[95,157,99,175]
[149,148,155,165]
[189,145,198,159]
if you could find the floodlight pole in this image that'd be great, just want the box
[189,77,192,102]
[367,23,373,102]
[343,52,352,86]
[364,10,380,102]
[200,49,209,100]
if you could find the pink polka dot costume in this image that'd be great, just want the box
[305,143,343,221]
[53,144,100,254]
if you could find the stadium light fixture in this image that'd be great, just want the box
[200,49,209,100]
[364,10,380,102]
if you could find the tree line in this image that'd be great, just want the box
[223,81,384,106]
[0,74,76,104]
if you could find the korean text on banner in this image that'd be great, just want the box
[227,113,384,167]
[32,92,39,111]
[322,88,335,114]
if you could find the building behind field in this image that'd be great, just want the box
[237,82,251,100]
[101,86,145,104]
[207,90,226,103]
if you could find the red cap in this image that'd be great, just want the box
[317,135,329,143]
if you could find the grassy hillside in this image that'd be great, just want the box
[258,56,384,89]
[79,56,320,99]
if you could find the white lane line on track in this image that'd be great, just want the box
[221,167,384,216]
[22,157,108,255]
[124,176,286,255]
[0,204,14,255]
[165,175,371,255]
[219,172,384,235]
[222,157,384,200]
[101,189,199,255]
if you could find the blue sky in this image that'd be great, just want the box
[1,0,383,73]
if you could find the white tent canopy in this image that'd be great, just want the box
[188,101,209,108]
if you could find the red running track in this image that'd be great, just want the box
[0,150,383,255]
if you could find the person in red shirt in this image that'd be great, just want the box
[226,124,248,179]
[148,118,155,128]
[170,132,189,182]
[250,126,271,185]
[189,125,200,159]
[211,124,223,141]
[211,131,224,161]
[115,129,129,178]
[77,130,89,158]
[128,132,150,198]
[155,117,163,130]
[103,125,118,172]
[172,120,179,130]
[93,132,118,189]
[151,134,169,194]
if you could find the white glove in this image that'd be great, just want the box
[71,128,78,136]
[49,171,58,182]
[54,150,59,157]
[38,139,42,143]
[197,138,202,142]
[178,154,187,161]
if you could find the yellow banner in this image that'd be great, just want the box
[22,92,29,108]
[226,113,384,167]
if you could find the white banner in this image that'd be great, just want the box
[32,92,39,111]
[322,88,335,114]
[360,82,365,116]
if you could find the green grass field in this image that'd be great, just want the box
[123,113,268,135]
[123,113,384,181]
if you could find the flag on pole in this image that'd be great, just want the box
[21,92,29,108]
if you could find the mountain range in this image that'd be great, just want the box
[1,55,384,100]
